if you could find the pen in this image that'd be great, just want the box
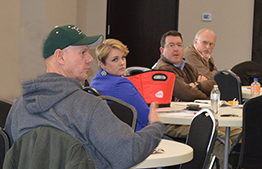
[221,114,238,117]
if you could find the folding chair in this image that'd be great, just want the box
[83,88,138,131]
[180,108,218,169]
[231,61,262,85]
[124,66,151,76]
[0,100,12,128]
[125,70,175,107]
[99,95,138,131]
[0,128,10,169]
[236,95,262,168]
[213,69,243,104]
[83,86,102,96]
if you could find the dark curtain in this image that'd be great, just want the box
[252,0,262,64]
[106,0,179,68]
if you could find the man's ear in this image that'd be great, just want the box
[54,49,65,65]
[160,47,164,55]
[193,39,198,45]
[99,61,106,70]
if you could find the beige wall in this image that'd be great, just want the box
[0,0,83,101]
[179,1,254,70]
[0,1,22,101]
[85,0,107,83]
[0,0,254,100]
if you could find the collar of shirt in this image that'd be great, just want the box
[173,59,185,70]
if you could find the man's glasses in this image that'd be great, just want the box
[164,43,183,49]
[197,39,215,47]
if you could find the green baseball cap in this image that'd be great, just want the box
[43,25,104,58]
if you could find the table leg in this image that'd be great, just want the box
[223,127,230,169]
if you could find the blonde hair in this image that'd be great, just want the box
[96,39,129,64]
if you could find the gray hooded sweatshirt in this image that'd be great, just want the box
[5,73,166,169]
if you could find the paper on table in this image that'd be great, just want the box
[172,101,210,108]
[156,107,184,113]
[194,100,232,107]
[157,107,196,116]
[164,112,195,117]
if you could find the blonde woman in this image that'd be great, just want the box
[90,39,149,131]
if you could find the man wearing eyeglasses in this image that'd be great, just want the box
[184,28,218,80]
[154,30,216,102]
[154,30,241,167]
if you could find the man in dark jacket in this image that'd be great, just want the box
[154,30,216,101]
[184,28,218,80]
[153,30,241,166]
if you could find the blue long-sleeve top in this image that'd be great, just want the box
[90,68,149,131]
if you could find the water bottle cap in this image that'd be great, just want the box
[214,85,218,87]
[254,78,258,81]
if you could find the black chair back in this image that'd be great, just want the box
[237,95,262,168]
[84,88,138,131]
[0,128,10,169]
[0,100,12,128]
[124,66,151,76]
[214,69,243,104]
[231,61,262,85]
[99,96,138,131]
[83,86,102,96]
[180,108,218,169]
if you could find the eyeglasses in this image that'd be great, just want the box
[164,43,183,49]
[197,39,215,47]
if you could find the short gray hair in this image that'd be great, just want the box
[194,28,216,40]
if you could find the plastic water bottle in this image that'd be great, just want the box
[251,78,261,97]
[210,85,220,114]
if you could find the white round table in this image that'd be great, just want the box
[132,139,193,168]
[157,105,242,127]
[157,102,243,169]
[242,86,262,99]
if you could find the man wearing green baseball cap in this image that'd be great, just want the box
[43,25,104,82]
[43,25,104,59]
[4,25,166,168]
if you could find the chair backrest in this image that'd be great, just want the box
[84,87,138,131]
[99,95,138,131]
[180,108,218,169]
[83,86,102,96]
[3,126,95,169]
[231,61,262,85]
[125,70,176,107]
[213,69,243,104]
[237,95,262,168]
[124,66,151,76]
[0,100,12,128]
[0,128,10,169]
[151,62,158,69]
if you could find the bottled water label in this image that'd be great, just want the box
[210,85,220,114]
[251,86,260,94]
[211,99,219,114]
[251,78,261,97]
[211,93,220,100]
